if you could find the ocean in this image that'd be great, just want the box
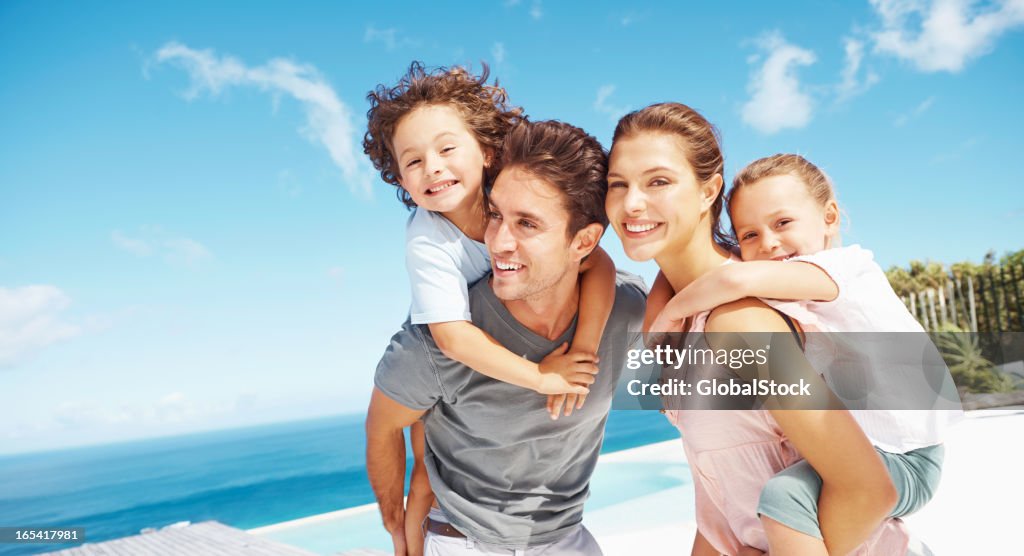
[0,410,677,555]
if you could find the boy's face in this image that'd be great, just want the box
[730,174,839,261]
[392,104,488,214]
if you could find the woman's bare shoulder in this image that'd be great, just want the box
[706,298,791,333]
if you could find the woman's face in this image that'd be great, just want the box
[606,132,712,261]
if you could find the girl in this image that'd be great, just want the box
[605,103,909,555]
[647,153,959,555]
[363,62,616,554]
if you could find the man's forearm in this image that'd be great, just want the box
[366,420,408,533]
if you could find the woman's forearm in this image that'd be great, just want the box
[771,409,897,555]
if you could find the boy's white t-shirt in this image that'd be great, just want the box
[406,208,491,325]
[764,245,963,453]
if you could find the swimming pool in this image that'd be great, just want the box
[252,440,695,553]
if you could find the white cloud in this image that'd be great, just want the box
[277,169,303,197]
[530,0,543,20]
[363,26,419,51]
[111,230,153,256]
[931,135,981,162]
[53,392,235,428]
[153,42,373,197]
[492,42,507,64]
[328,266,345,285]
[164,238,213,267]
[894,96,936,126]
[111,228,213,268]
[869,0,1024,72]
[0,285,81,368]
[836,38,880,102]
[593,85,631,122]
[619,11,645,26]
[741,32,817,134]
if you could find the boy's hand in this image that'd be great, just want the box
[546,391,589,420]
[537,342,598,395]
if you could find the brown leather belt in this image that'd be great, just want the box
[426,518,466,538]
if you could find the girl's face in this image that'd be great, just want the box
[391,104,489,214]
[606,133,718,261]
[730,174,839,261]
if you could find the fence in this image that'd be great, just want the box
[899,264,1024,333]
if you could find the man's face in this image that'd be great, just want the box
[485,166,577,302]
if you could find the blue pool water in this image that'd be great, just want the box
[0,411,677,555]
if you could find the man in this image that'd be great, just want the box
[366,120,646,555]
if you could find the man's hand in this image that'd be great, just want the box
[537,342,598,395]
[366,388,425,556]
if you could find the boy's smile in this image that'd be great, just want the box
[391,104,488,215]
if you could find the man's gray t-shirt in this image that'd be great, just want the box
[374,272,646,548]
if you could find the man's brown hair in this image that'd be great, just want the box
[363,61,524,208]
[497,120,609,237]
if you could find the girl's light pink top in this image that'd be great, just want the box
[665,299,910,555]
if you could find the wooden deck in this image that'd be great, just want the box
[40,521,320,556]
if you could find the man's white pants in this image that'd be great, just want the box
[423,508,603,555]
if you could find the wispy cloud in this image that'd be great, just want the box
[741,31,817,134]
[530,0,544,20]
[0,285,81,368]
[836,38,880,102]
[277,169,303,197]
[164,238,213,267]
[111,230,153,256]
[931,135,981,163]
[328,266,345,286]
[593,85,631,122]
[111,228,213,268]
[53,392,236,428]
[492,42,507,64]
[618,11,645,26]
[152,42,373,197]
[894,96,936,126]
[869,0,1024,72]
[363,26,419,51]
[503,0,542,20]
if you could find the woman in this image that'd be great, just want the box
[604,103,907,555]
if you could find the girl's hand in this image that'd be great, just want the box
[649,309,687,335]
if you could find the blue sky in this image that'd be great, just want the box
[2,0,1023,454]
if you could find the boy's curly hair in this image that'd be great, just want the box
[363,61,525,208]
